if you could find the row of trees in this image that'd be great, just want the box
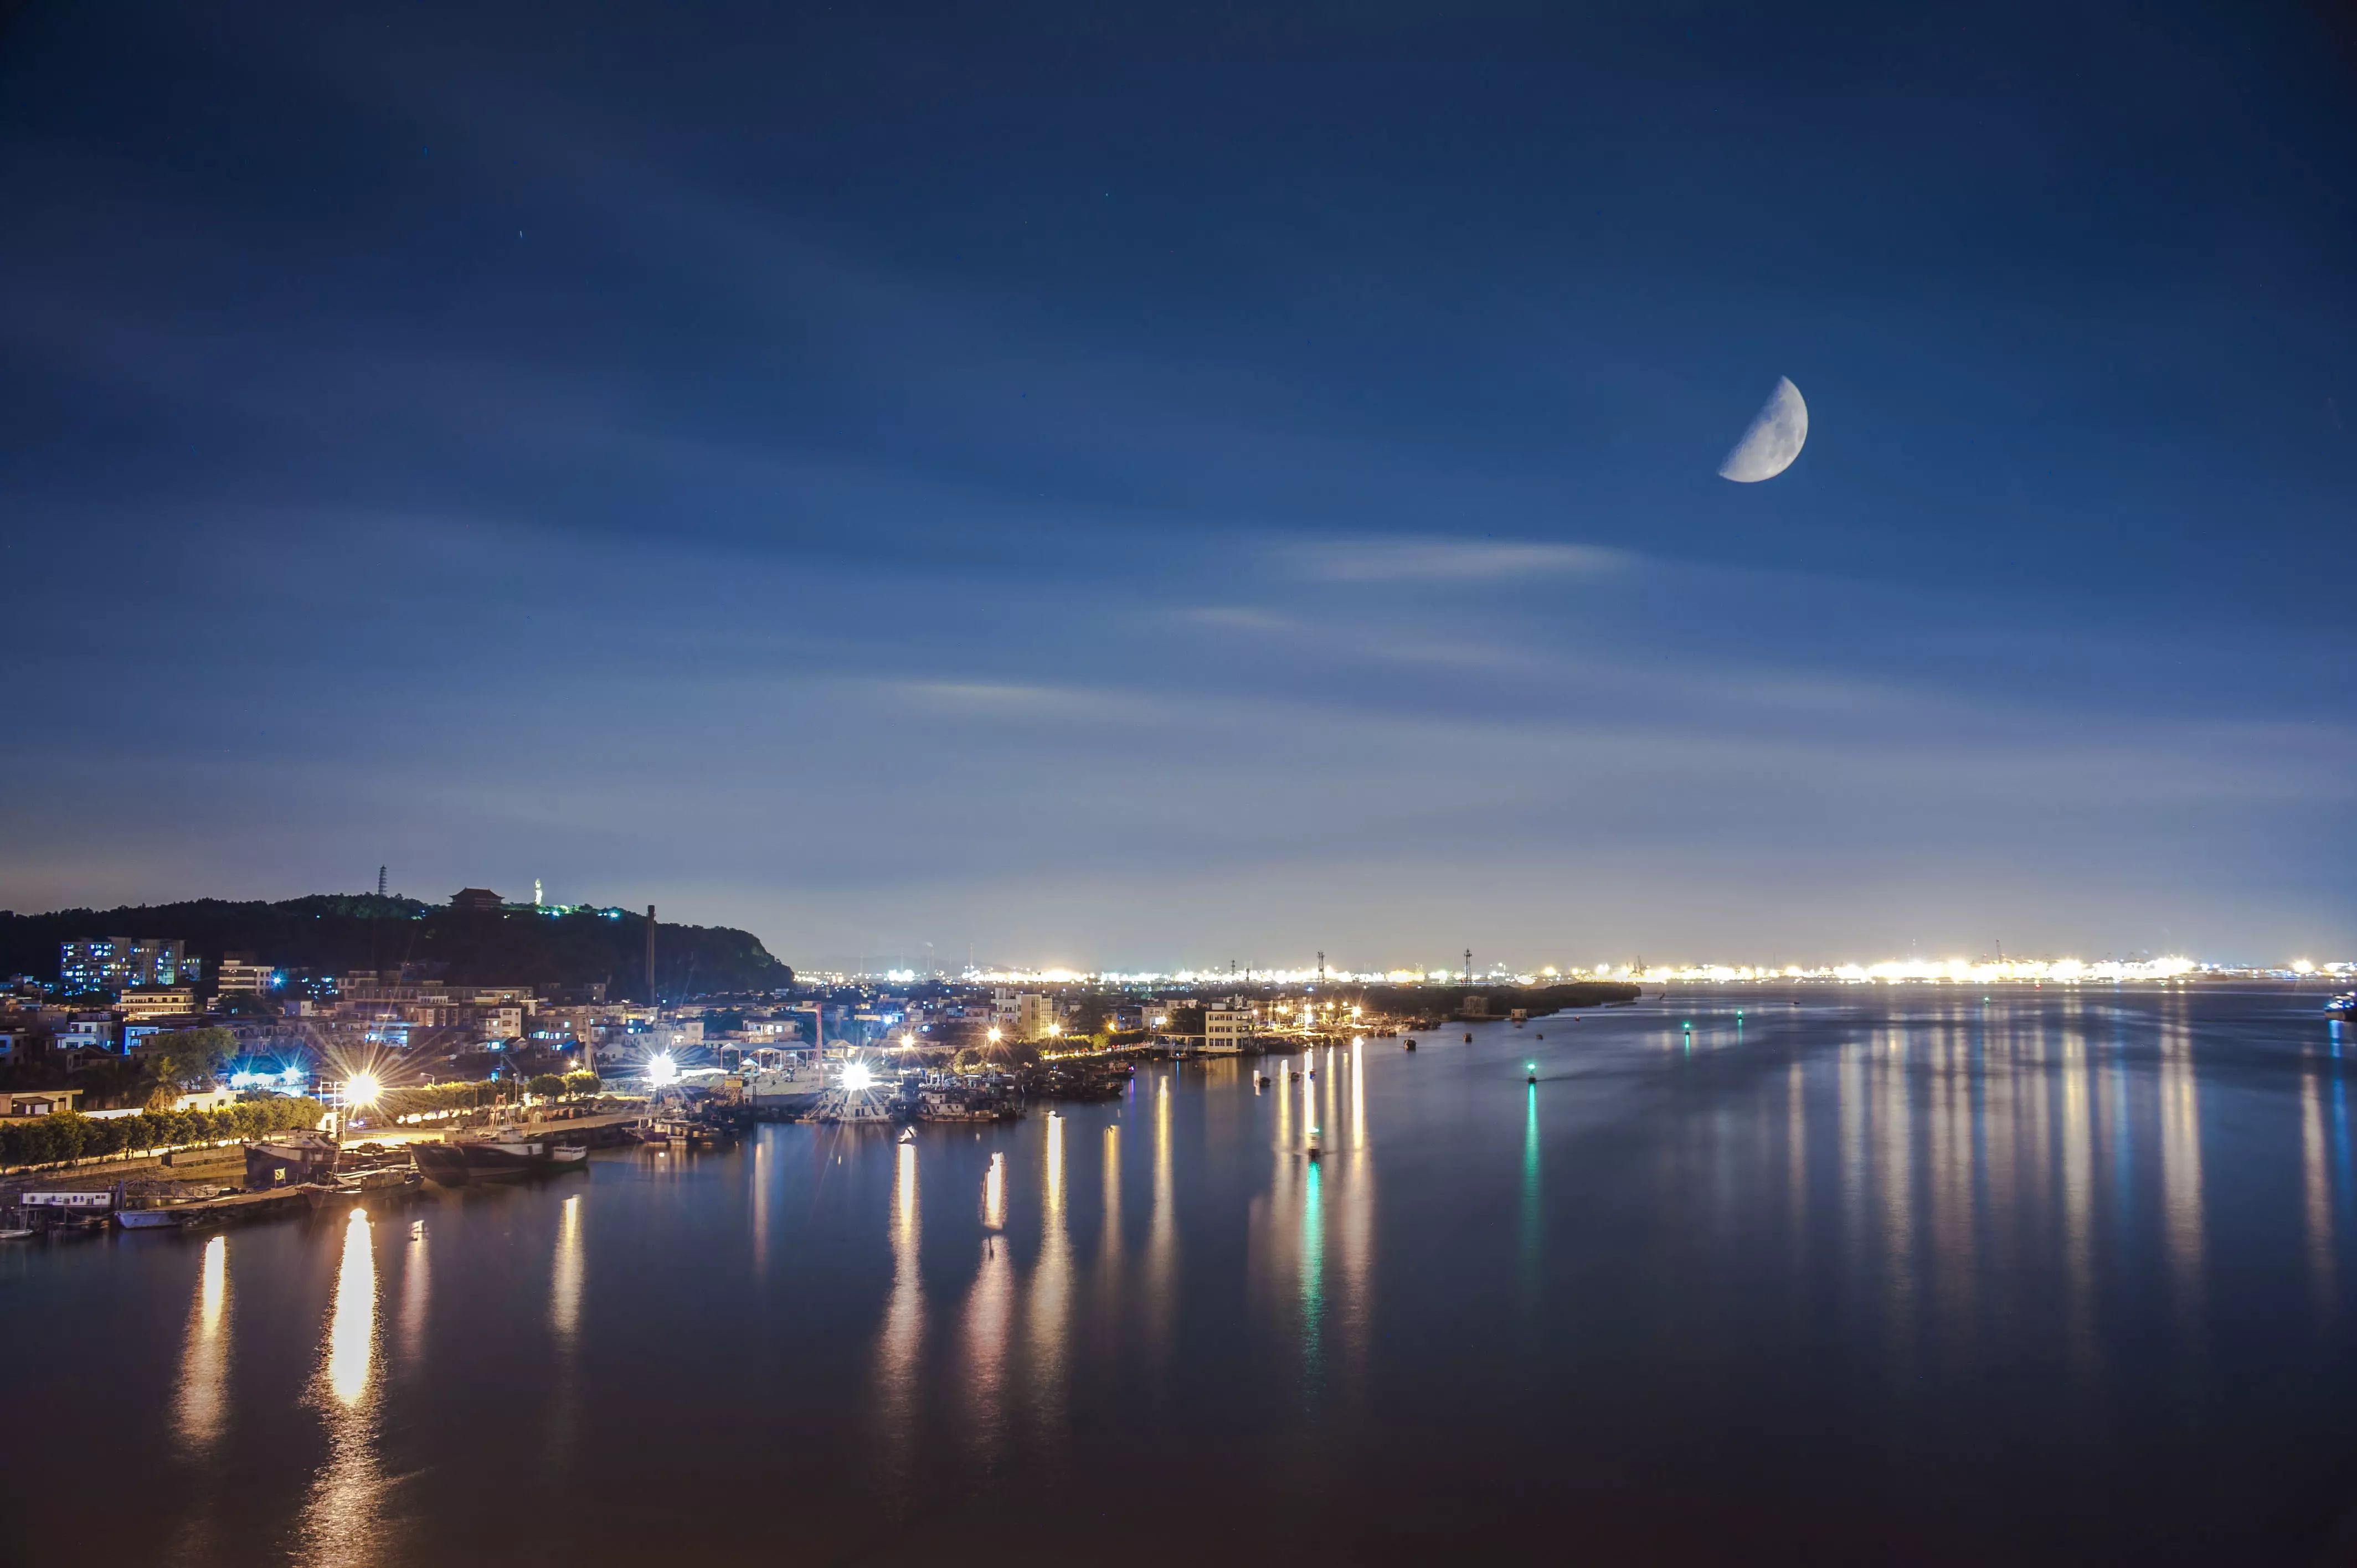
[369,1075,598,1121]
[374,1081,510,1119]
[0,1096,325,1170]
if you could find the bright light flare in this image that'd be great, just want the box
[647,1052,680,1087]
[842,1061,875,1094]
[345,1072,382,1108]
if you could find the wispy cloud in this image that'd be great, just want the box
[1275,537,1632,583]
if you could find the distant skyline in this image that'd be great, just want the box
[3,1,2351,968]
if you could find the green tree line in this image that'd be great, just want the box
[374,1081,510,1118]
[0,1096,325,1170]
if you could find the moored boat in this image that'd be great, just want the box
[307,1167,426,1210]
[415,1126,588,1186]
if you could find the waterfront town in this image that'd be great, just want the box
[0,884,1659,1230]
[1,883,2349,1233]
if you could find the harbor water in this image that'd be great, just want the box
[4,987,2355,1564]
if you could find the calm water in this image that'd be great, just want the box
[6,988,2357,1565]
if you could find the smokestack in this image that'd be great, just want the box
[646,905,657,1004]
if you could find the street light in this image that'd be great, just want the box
[346,1072,382,1108]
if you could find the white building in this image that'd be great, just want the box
[1017,994,1061,1041]
[55,1014,118,1053]
[215,957,277,997]
[1206,1007,1255,1052]
[119,987,199,1021]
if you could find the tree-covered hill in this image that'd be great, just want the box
[0,893,791,1000]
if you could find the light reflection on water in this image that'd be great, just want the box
[1517,1081,1540,1337]
[398,1218,428,1364]
[1145,1073,1175,1365]
[176,1233,229,1452]
[300,1208,386,1567]
[547,1194,585,1468]
[871,1138,923,1493]
[551,1194,583,1343]
[1026,1113,1072,1451]
[2306,1067,2334,1320]
[1094,1127,1121,1314]
[326,1209,375,1407]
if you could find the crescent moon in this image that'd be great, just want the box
[1718,376,1808,482]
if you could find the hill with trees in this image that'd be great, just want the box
[0,893,792,1000]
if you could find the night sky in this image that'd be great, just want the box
[3,1,2351,970]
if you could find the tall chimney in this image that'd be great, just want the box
[646,905,657,1004]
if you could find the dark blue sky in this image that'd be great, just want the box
[3,0,2351,969]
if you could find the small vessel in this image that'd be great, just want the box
[414,1125,587,1187]
[2328,993,2356,1015]
[1403,1038,1416,1050]
[309,1167,425,1210]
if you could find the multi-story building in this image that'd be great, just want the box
[123,1020,189,1054]
[119,987,199,1021]
[60,938,193,994]
[55,1013,119,1053]
[1205,1006,1256,1053]
[214,955,279,997]
[1022,994,1062,1040]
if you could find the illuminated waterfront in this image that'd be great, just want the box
[5,987,2356,1562]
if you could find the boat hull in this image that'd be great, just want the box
[415,1139,588,1186]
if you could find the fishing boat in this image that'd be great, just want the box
[635,1115,737,1150]
[414,1125,588,1186]
[2328,992,2356,1015]
[307,1167,425,1210]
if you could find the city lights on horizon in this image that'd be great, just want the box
[786,954,2357,988]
